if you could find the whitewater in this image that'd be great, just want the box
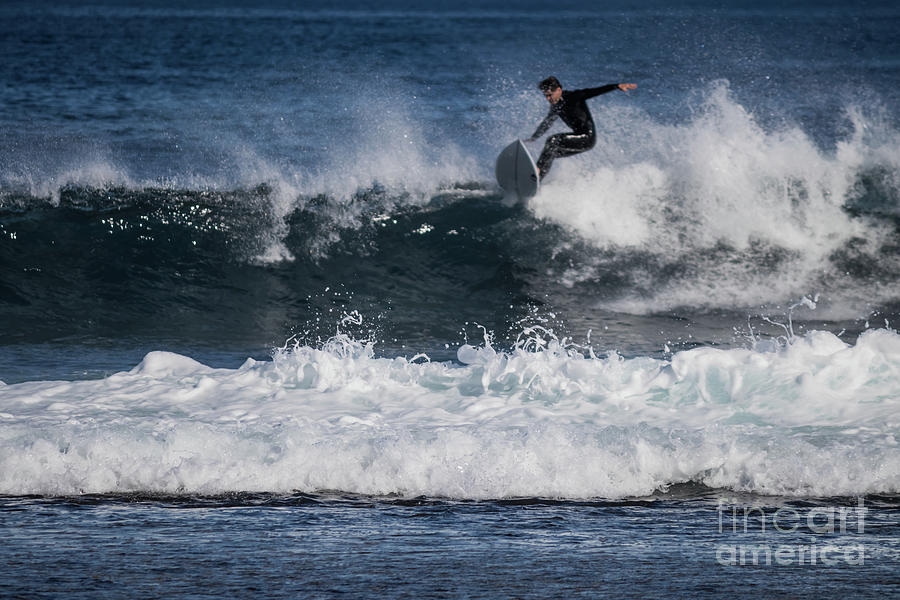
[2,324,897,499]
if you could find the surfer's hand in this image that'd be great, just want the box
[617,83,637,91]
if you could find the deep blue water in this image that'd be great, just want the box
[1,1,899,597]
[2,492,899,599]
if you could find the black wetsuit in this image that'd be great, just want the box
[529,84,621,180]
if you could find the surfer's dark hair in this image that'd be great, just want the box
[539,76,561,91]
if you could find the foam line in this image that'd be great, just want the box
[1,329,897,498]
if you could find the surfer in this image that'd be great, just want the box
[527,77,637,180]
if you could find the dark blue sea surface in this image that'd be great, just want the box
[1,1,899,597]
[2,492,899,599]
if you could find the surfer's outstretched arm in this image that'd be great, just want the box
[575,83,638,100]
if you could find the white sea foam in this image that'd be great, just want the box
[1,328,898,498]
[530,82,900,316]
[536,83,867,250]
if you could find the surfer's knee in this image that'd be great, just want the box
[548,133,566,147]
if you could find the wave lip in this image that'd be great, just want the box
[1,328,898,499]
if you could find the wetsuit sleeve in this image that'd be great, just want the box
[572,84,620,100]
[530,110,558,139]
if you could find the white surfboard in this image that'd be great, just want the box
[495,139,539,202]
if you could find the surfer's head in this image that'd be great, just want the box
[539,77,562,104]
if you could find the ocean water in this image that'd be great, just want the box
[1,0,899,597]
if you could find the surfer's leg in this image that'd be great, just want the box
[536,133,595,180]
[536,134,565,180]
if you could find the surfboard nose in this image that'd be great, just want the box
[495,139,540,201]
